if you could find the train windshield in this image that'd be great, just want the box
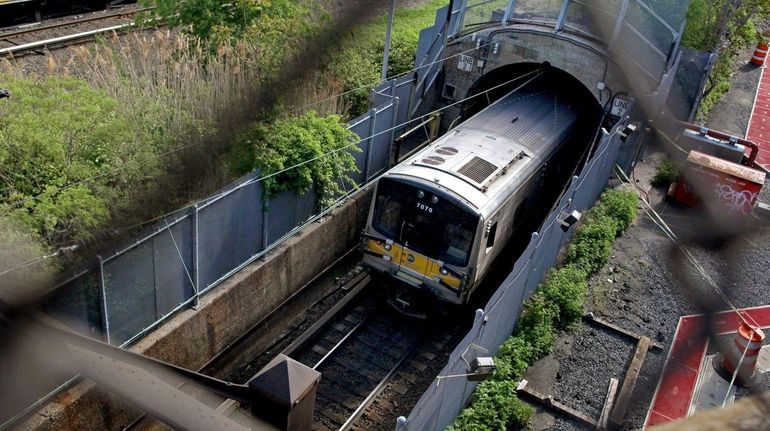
[372,178,478,266]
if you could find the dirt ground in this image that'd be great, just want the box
[522,47,770,430]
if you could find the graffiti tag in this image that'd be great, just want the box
[714,183,757,215]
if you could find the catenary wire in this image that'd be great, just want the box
[0,68,545,276]
[1,42,493,211]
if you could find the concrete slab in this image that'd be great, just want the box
[690,356,735,414]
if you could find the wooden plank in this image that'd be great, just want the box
[610,336,651,427]
[516,380,599,429]
[585,313,664,351]
[598,378,619,430]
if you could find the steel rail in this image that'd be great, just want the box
[312,315,372,371]
[0,6,151,39]
[0,22,134,56]
[337,335,422,431]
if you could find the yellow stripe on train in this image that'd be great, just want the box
[365,239,462,290]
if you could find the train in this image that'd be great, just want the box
[361,71,600,313]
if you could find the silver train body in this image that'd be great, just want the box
[362,79,594,306]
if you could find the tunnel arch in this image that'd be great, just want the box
[459,62,603,122]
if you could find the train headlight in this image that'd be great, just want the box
[440,267,449,275]
[384,244,392,251]
[417,190,425,199]
[431,195,439,204]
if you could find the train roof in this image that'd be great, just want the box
[386,83,582,213]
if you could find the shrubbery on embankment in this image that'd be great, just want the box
[0,0,444,252]
[447,189,638,431]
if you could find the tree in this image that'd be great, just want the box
[0,75,189,247]
[139,0,311,46]
[679,0,770,117]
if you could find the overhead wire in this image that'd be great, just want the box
[0,67,546,277]
[0,41,493,212]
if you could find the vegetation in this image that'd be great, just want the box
[324,0,446,116]
[0,0,442,264]
[651,159,680,188]
[228,111,360,208]
[679,0,770,118]
[0,75,198,247]
[447,190,638,431]
[138,0,318,52]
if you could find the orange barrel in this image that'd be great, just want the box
[751,42,769,66]
[720,322,765,386]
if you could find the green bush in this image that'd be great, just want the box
[595,189,639,234]
[228,111,360,208]
[325,0,446,117]
[679,0,768,118]
[139,0,314,49]
[564,215,616,275]
[516,292,558,357]
[651,159,680,188]
[0,75,193,246]
[448,380,533,431]
[565,190,638,275]
[541,265,588,329]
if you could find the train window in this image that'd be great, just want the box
[372,178,479,266]
[486,222,498,250]
[373,194,403,237]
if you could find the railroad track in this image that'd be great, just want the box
[0,6,153,57]
[289,300,425,431]
[121,257,463,431]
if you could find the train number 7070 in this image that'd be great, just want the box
[416,202,434,213]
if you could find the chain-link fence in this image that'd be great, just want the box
[667,48,717,122]
[0,85,411,431]
[396,105,635,431]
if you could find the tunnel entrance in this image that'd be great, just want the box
[460,62,602,122]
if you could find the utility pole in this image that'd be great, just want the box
[380,0,396,82]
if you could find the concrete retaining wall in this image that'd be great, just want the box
[20,190,373,431]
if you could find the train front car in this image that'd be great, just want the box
[363,176,481,308]
[363,72,597,316]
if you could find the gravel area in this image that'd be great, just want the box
[551,325,636,419]
[526,157,770,430]
[705,45,764,137]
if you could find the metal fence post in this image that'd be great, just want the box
[364,108,378,182]
[389,80,400,169]
[554,0,570,32]
[455,0,468,36]
[501,0,516,23]
[609,0,629,51]
[668,19,687,71]
[192,205,200,309]
[521,232,540,298]
[97,256,111,344]
[569,175,580,203]
[395,416,407,431]
[689,53,717,122]
[261,201,269,261]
